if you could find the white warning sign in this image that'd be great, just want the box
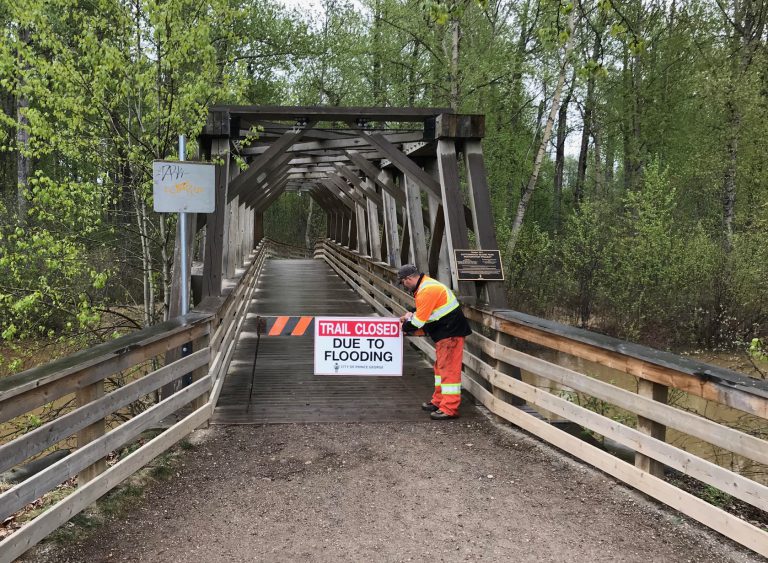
[152,160,215,213]
[314,317,402,376]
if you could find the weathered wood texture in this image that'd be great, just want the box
[464,141,506,307]
[436,140,474,299]
[404,174,428,272]
[462,308,768,418]
[211,105,451,123]
[317,240,768,558]
[202,157,228,298]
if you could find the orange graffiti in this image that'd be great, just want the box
[165,181,204,195]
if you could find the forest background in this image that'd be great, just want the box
[0,0,766,376]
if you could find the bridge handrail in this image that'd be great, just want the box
[314,240,768,411]
[0,239,269,562]
[262,237,312,259]
[316,239,768,557]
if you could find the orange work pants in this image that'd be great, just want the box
[431,336,464,416]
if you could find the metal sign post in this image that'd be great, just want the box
[178,135,189,318]
[178,135,191,385]
[153,137,216,387]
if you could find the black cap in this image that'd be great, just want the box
[397,264,419,281]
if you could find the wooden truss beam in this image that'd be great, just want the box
[211,105,451,122]
[242,132,422,156]
[228,122,316,202]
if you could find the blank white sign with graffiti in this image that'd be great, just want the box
[152,160,216,213]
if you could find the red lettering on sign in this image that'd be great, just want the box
[318,320,399,337]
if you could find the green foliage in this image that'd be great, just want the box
[0,221,106,340]
[598,161,713,341]
[748,338,765,361]
[420,0,488,25]
[557,201,609,325]
[264,192,325,248]
[701,484,732,508]
[502,222,555,315]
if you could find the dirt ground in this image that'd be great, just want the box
[23,409,764,563]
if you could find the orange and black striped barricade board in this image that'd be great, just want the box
[258,315,315,337]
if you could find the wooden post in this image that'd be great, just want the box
[221,157,238,280]
[355,200,369,256]
[380,170,400,267]
[340,214,349,247]
[202,139,229,298]
[349,212,357,250]
[254,211,264,244]
[328,211,335,241]
[464,140,507,308]
[365,180,382,262]
[336,211,344,243]
[400,216,411,266]
[244,207,253,251]
[635,379,669,478]
[225,194,239,277]
[436,139,475,300]
[76,382,106,484]
[404,174,429,273]
[239,203,248,264]
[425,159,451,285]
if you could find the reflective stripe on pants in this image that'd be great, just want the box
[430,336,464,416]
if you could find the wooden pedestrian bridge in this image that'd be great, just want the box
[1,106,767,561]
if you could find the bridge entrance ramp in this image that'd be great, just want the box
[212,258,469,424]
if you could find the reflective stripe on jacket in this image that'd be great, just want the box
[410,276,460,328]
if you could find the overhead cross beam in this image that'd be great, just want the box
[348,121,442,200]
[228,121,317,202]
[210,105,451,122]
[242,132,422,156]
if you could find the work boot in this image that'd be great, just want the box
[421,402,439,412]
[430,409,459,420]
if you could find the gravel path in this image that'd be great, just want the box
[24,410,762,562]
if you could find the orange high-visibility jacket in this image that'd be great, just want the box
[403,275,471,342]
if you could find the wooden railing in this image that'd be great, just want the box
[263,238,312,259]
[0,238,274,562]
[316,239,768,557]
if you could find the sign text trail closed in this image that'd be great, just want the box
[314,317,402,376]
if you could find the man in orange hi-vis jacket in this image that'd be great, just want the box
[397,264,472,420]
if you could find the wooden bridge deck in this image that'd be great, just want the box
[212,258,467,424]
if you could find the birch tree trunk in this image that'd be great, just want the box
[575,34,600,206]
[134,189,155,328]
[305,197,314,250]
[160,215,172,321]
[721,0,765,250]
[592,123,604,195]
[507,7,577,256]
[16,26,31,222]
[554,74,574,232]
[449,17,461,111]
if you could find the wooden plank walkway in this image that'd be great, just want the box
[212,258,471,424]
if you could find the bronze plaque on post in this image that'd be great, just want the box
[454,249,504,281]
